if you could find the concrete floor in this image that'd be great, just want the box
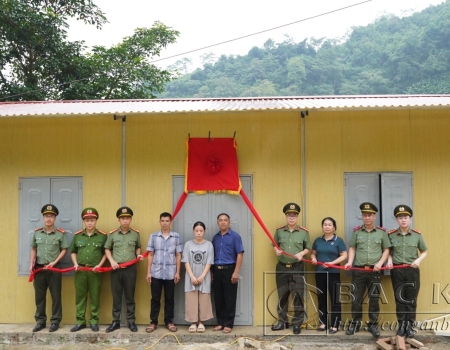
[0,324,449,350]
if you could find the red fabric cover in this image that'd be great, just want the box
[186,138,240,193]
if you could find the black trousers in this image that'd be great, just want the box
[275,262,305,326]
[33,269,62,325]
[315,272,342,328]
[391,267,420,325]
[110,264,137,322]
[213,265,238,328]
[351,270,383,326]
[150,277,175,325]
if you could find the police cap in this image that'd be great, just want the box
[81,207,99,219]
[41,204,59,216]
[359,202,378,213]
[283,202,301,214]
[116,206,133,218]
[393,204,413,217]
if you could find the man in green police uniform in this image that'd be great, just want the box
[30,204,68,333]
[344,202,391,338]
[271,202,311,335]
[104,206,144,333]
[387,204,427,339]
[69,207,107,332]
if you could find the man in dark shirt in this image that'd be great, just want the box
[212,213,244,334]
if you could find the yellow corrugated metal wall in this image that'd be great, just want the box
[0,116,122,324]
[1,107,448,326]
[305,109,450,324]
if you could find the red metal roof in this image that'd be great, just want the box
[1,95,449,117]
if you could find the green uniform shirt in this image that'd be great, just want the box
[69,228,107,266]
[31,227,69,265]
[104,227,141,263]
[349,226,391,266]
[388,228,427,264]
[273,225,311,264]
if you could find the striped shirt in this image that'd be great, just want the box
[146,231,183,280]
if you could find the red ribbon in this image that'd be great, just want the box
[238,189,410,272]
[29,251,149,282]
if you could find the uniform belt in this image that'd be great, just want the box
[355,265,375,269]
[278,261,300,268]
[393,263,409,266]
[215,264,235,270]
[83,264,96,268]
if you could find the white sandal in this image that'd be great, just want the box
[197,324,205,332]
[188,324,197,333]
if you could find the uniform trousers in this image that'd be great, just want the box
[74,270,102,325]
[33,269,62,325]
[111,264,137,322]
[351,269,383,326]
[213,264,238,328]
[150,277,175,325]
[391,266,420,326]
[315,272,342,328]
[275,262,305,326]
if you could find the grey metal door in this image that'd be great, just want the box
[172,175,253,325]
[19,177,82,275]
[380,173,414,230]
[344,172,413,275]
[344,173,381,243]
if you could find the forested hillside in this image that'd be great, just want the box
[160,1,450,98]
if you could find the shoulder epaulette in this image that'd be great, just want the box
[74,229,83,235]
[377,226,386,231]
[56,227,66,233]
[34,227,43,232]
[276,225,286,230]
[412,228,421,234]
[353,225,362,232]
[300,226,308,232]
[109,228,118,234]
[388,229,397,235]
[131,227,140,233]
[97,229,107,235]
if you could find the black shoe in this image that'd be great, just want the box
[397,326,406,337]
[406,327,415,338]
[90,324,99,332]
[329,327,338,334]
[368,325,380,338]
[293,325,301,334]
[70,324,86,332]
[128,322,138,332]
[346,324,360,335]
[317,325,326,332]
[105,321,120,333]
[271,321,288,331]
[32,324,46,332]
[49,323,59,332]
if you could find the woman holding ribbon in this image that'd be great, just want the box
[310,217,347,334]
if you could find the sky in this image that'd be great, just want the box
[67,0,445,71]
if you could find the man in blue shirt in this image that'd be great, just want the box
[145,212,183,333]
[212,213,244,334]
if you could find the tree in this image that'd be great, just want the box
[0,0,179,100]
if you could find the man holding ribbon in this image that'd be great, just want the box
[345,202,391,338]
[29,204,68,333]
[271,202,310,335]
[387,204,427,338]
[69,207,107,332]
[104,206,143,333]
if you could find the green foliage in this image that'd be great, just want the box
[0,0,179,100]
[160,1,450,98]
